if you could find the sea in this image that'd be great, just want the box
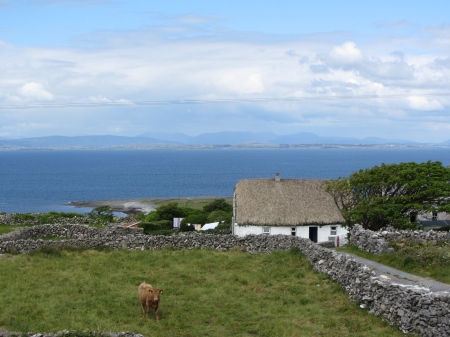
[0,148,449,214]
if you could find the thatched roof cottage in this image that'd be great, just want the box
[232,174,347,243]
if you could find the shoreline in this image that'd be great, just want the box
[66,196,232,215]
[67,199,156,215]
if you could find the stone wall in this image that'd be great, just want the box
[0,330,144,337]
[0,213,118,226]
[2,224,450,336]
[349,224,450,254]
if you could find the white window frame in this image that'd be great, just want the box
[330,226,337,236]
[262,226,270,234]
[291,227,296,236]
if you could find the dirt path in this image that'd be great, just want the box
[340,252,450,292]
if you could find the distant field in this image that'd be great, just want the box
[149,196,233,210]
[0,248,403,337]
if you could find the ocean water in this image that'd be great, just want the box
[0,148,449,214]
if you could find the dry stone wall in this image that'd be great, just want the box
[2,224,450,336]
[0,330,144,337]
[349,224,450,254]
[0,213,113,226]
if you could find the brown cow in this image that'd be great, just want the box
[138,282,163,320]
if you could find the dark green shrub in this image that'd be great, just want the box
[402,256,416,268]
[207,210,232,224]
[181,213,207,227]
[88,206,114,223]
[180,223,195,232]
[144,211,160,222]
[139,220,173,234]
[156,202,185,220]
[203,198,232,213]
[215,222,231,230]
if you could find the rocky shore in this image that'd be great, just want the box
[66,196,231,215]
[66,199,156,214]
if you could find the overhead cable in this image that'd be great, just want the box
[0,92,448,109]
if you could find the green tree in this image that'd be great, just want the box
[87,206,114,223]
[207,210,232,224]
[203,198,232,213]
[181,213,208,227]
[323,161,450,231]
[144,211,160,222]
[155,202,185,221]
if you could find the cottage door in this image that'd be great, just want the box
[309,227,318,243]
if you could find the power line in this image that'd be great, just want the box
[0,92,449,109]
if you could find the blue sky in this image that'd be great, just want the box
[0,0,450,142]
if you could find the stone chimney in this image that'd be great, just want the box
[275,173,281,182]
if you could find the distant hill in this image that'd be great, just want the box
[0,135,177,149]
[140,131,420,146]
[271,133,418,145]
[0,132,445,149]
[138,131,277,145]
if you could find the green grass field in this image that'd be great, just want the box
[0,224,17,235]
[0,247,403,337]
[149,196,233,210]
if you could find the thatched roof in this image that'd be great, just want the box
[234,178,344,226]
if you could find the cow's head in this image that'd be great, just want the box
[148,288,163,302]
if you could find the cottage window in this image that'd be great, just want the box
[291,227,296,236]
[330,226,337,236]
[432,212,438,221]
[262,227,270,234]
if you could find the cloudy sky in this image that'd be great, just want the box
[0,0,450,142]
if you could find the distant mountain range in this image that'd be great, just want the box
[0,132,448,149]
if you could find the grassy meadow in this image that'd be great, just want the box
[0,224,18,235]
[149,196,233,210]
[0,247,404,337]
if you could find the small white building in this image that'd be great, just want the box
[232,175,348,244]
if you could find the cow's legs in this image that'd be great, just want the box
[141,304,147,317]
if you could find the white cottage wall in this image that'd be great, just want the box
[233,224,347,243]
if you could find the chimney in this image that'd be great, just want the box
[275,173,281,182]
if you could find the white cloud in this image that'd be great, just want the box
[408,96,444,111]
[0,40,14,49]
[17,82,54,101]
[0,22,449,142]
[81,95,111,103]
[329,42,363,65]
[215,72,265,94]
